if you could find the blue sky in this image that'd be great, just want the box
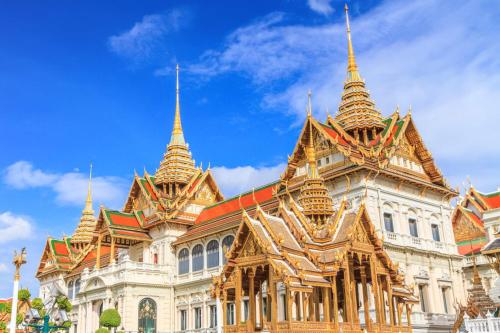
[1,0,499,297]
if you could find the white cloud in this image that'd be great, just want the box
[108,9,188,61]
[3,161,128,208]
[212,163,285,197]
[0,212,34,244]
[308,0,334,15]
[191,0,500,187]
[4,161,58,189]
[0,263,8,272]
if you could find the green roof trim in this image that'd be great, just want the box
[456,237,488,246]
[478,191,500,198]
[104,209,136,226]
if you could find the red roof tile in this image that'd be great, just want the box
[195,182,277,225]
[478,191,500,209]
[106,210,142,228]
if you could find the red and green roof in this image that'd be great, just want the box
[195,181,277,225]
[477,191,500,209]
[105,210,142,229]
[457,237,489,255]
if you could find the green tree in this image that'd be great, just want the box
[31,298,44,311]
[56,296,72,312]
[0,322,7,332]
[99,309,121,332]
[18,288,31,302]
[16,313,23,325]
[4,303,11,314]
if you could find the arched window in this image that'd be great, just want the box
[74,279,81,297]
[178,249,189,275]
[138,298,157,333]
[192,244,204,272]
[222,235,234,264]
[207,240,219,268]
[68,281,74,300]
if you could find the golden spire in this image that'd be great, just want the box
[335,3,384,137]
[170,64,185,145]
[306,91,318,178]
[155,64,196,191]
[83,163,93,214]
[71,164,97,248]
[299,91,334,226]
[345,4,361,81]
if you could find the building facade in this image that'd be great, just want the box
[36,6,467,333]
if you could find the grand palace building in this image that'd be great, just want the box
[35,6,481,333]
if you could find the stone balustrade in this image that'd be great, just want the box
[464,313,500,333]
[383,231,457,254]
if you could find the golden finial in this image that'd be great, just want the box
[345,4,360,80]
[170,64,185,145]
[83,163,93,214]
[307,90,313,117]
[306,92,318,178]
[408,104,412,116]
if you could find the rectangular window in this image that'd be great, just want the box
[243,300,249,321]
[442,288,448,313]
[262,297,267,318]
[153,253,158,264]
[317,159,322,167]
[326,157,330,164]
[209,305,217,328]
[281,294,287,321]
[418,285,427,312]
[194,307,202,329]
[384,213,394,232]
[432,224,441,242]
[227,303,235,325]
[180,310,187,331]
[409,218,418,237]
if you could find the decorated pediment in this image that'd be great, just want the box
[453,207,486,243]
[241,234,264,258]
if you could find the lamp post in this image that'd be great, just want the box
[10,247,27,333]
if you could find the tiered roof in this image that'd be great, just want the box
[155,65,196,188]
[335,5,384,139]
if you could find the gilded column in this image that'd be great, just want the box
[322,287,330,322]
[235,268,242,327]
[248,269,256,331]
[343,267,353,324]
[331,275,339,327]
[369,255,382,325]
[386,275,395,327]
[348,256,359,323]
[360,266,371,329]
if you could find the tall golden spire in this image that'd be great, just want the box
[345,4,361,81]
[335,4,384,141]
[299,92,334,226]
[170,64,185,145]
[155,64,196,194]
[71,164,97,248]
[83,163,93,214]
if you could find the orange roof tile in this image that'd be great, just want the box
[195,182,277,225]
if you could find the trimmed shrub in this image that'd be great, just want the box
[95,328,109,333]
[56,296,72,312]
[31,298,44,311]
[99,309,121,330]
[16,313,23,325]
[18,289,31,302]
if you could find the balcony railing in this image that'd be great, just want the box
[382,231,457,254]
[464,313,500,332]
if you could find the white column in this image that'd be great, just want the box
[9,279,19,333]
[216,295,223,333]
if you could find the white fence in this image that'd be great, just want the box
[464,313,500,333]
